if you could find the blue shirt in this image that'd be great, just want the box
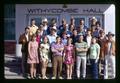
[47,35,57,45]
[61,38,67,45]
[93,30,99,38]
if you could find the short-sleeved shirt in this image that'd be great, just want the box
[75,41,88,57]
[89,43,100,59]
[51,43,64,56]
[61,38,67,45]
[47,34,57,45]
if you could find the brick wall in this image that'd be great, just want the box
[4,41,16,54]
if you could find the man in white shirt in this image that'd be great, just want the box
[42,18,49,35]
[47,28,57,45]
[84,29,92,66]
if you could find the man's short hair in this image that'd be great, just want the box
[25,26,29,30]
[31,19,35,22]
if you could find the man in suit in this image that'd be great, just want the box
[19,26,30,77]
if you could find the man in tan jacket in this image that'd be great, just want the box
[103,32,115,79]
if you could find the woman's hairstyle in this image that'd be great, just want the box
[56,36,61,40]
[36,29,40,35]
[31,34,36,41]
[92,37,98,43]
[42,36,50,44]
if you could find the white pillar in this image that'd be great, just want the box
[104,4,115,35]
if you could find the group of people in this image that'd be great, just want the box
[19,16,115,79]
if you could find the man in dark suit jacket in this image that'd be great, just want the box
[19,27,30,77]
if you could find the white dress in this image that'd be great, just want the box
[40,43,50,62]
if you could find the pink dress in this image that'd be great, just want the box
[27,41,39,64]
[64,44,74,64]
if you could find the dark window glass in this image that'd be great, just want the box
[30,18,42,27]
[4,19,15,40]
[4,4,15,40]
[4,4,15,18]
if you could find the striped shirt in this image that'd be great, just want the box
[75,41,88,57]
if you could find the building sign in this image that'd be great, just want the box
[27,8,79,14]
[83,8,103,13]
[27,8,103,14]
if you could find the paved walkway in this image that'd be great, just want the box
[4,54,113,79]
[4,54,24,79]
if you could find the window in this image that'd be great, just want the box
[4,4,15,40]
[71,14,104,29]
[87,15,103,28]
[4,18,15,40]
[26,14,60,27]
[73,16,86,28]
[4,4,15,18]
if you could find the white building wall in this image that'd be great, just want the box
[16,4,114,43]
[104,4,115,35]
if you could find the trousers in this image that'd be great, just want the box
[104,55,115,79]
[76,56,87,78]
[90,59,98,79]
[52,56,63,77]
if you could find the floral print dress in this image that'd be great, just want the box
[64,44,74,64]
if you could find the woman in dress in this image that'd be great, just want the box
[63,37,75,79]
[39,36,50,79]
[27,34,39,79]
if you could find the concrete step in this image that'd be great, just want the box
[5,75,25,79]
[4,54,115,79]
[4,67,21,72]
[4,54,21,62]
[4,58,16,62]
[5,58,21,65]
[4,58,17,63]
[5,62,21,67]
[5,70,22,76]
